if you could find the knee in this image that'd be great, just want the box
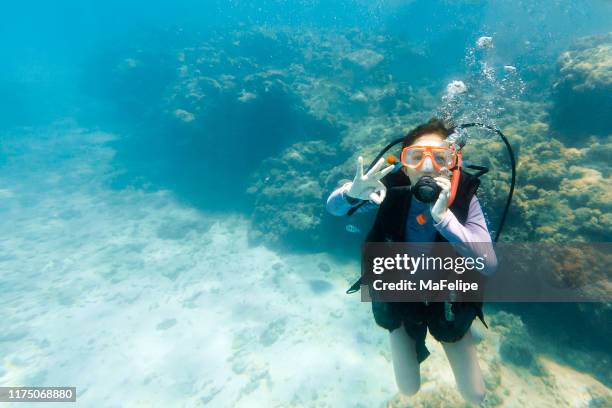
[459,387,486,405]
[396,378,420,397]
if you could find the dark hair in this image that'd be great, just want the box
[402,117,453,149]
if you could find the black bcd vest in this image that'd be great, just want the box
[365,169,479,243]
[362,168,488,327]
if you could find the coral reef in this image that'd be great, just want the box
[492,312,545,376]
[550,32,612,140]
[87,26,610,244]
[501,302,612,387]
[510,134,612,242]
[246,140,340,250]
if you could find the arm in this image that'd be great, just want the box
[326,182,379,216]
[433,196,498,275]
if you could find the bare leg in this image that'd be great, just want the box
[390,322,421,396]
[441,330,486,404]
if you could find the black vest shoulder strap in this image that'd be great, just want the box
[451,170,480,224]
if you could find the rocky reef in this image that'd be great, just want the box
[220,29,611,247]
[158,27,442,249]
[494,312,546,376]
[82,19,610,249]
[550,32,612,141]
[245,140,339,250]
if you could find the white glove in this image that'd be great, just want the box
[345,156,395,205]
[430,176,451,223]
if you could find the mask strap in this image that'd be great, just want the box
[447,152,462,208]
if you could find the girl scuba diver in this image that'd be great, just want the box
[326,118,498,404]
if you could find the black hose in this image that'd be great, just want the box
[456,123,516,242]
[365,137,405,172]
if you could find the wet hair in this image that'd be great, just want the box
[402,117,453,148]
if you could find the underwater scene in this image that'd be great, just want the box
[0,1,611,407]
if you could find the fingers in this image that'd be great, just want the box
[379,188,386,202]
[433,177,451,204]
[355,156,365,180]
[358,156,395,182]
[365,157,385,177]
[369,187,386,205]
[434,176,451,191]
[439,167,452,178]
[376,163,395,179]
[369,182,387,204]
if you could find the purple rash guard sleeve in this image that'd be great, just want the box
[433,197,498,275]
[325,183,378,216]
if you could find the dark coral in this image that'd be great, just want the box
[550,33,612,142]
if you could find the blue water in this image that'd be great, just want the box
[1,1,611,407]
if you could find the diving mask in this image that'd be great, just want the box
[400,145,456,171]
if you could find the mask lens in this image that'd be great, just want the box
[405,148,425,167]
[433,149,453,168]
[402,146,454,169]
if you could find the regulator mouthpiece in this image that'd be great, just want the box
[412,176,441,203]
